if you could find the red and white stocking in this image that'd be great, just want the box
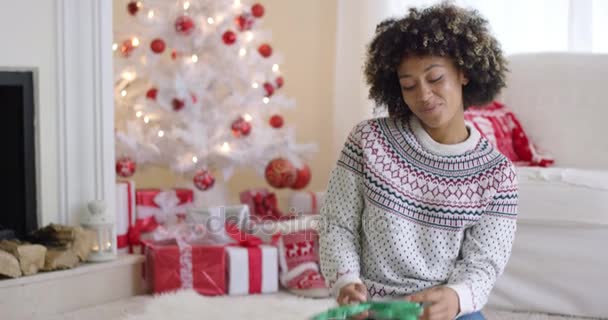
[277,229,329,298]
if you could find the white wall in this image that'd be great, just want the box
[0,1,59,225]
[332,0,392,154]
[0,0,116,228]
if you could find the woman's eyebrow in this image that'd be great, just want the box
[398,64,444,78]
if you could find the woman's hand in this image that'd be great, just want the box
[406,286,460,320]
[337,283,369,319]
[337,282,368,305]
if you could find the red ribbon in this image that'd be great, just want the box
[116,181,134,250]
[308,191,318,214]
[252,192,282,221]
[127,223,142,244]
[136,188,194,206]
[117,234,128,248]
[119,181,153,254]
[134,216,160,233]
[125,215,163,254]
[225,223,267,294]
[226,223,264,246]
[269,232,281,245]
[248,248,262,293]
[120,181,137,253]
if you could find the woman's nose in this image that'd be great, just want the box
[417,82,433,103]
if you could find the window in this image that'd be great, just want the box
[385,0,607,54]
[592,0,608,52]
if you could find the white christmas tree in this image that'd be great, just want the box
[114,0,316,191]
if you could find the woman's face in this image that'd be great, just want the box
[397,55,468,129]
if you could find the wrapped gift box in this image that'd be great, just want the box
[239,188,284,221]
[187,205,250,228]
[144,240,227,295]
[136,188,194,232]
[116,180,136,253]
[226,245,278,295]
[288,191,325,215]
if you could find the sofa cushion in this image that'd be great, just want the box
[489,222,608,318]
[465,101,554,166]
[516,166,608,226]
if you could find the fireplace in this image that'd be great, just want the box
[0,71,37,239]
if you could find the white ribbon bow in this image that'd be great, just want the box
[136,190,193,225]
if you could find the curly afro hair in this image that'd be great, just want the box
[364,1,507,119]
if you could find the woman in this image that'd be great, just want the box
[319,2,517,320]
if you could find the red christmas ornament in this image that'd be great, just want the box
[275,76,284,88]
[171,50,179,60]
[150,38,166,54]
[265,158,297,189]
[231,117,252,137]
[291,164,312,190]
[193,169,215,191]
[127,1,139,16]
[222,30,237,45]
[235,14,255,31]
[269,115,284,128]
[240,121,252,136]
[251,3,265,18]
[231,123,240,136]
[116,157,136,177]
[263,82,275,97]
[172,98,185,111]
[258,44,272,58]
[191,93,198,104]
[231,119,242,136]
[120,39,136,57]
[146,88,158,100]
[175,15,195,36]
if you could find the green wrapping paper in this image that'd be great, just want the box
[310,301,423,320]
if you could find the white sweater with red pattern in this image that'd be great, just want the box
[318,116,518,315]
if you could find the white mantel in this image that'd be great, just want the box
[0,0,115,226]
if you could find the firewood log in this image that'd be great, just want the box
[43,249,79,271]
[27,224,75,249]
[0,249,22,278]
[72,227,95,262]
[0,240,46,276]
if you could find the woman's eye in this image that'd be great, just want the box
[402,85,415,91]
[429,75,443,83]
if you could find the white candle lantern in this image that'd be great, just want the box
[81,200,117,262]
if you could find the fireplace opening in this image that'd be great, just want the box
[0,71,37,239]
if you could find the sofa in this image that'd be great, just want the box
[486,53,608,318]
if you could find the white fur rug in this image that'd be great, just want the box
[45,290,595,320]
[123,290,336,320]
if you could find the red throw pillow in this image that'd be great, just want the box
[464,101,554,167]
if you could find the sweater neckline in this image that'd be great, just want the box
[408,116,481,157]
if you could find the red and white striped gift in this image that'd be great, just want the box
[115,180,136,253]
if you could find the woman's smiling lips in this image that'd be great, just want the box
[420,104,440,113]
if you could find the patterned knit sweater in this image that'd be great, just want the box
[318,116,518,315]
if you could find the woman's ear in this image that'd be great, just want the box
[460,72,469,86]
